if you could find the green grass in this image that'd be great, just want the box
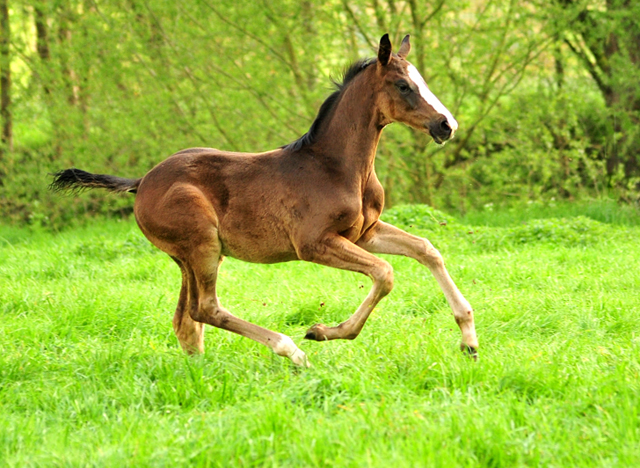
[1,201,639,467]
[457,198,640,227]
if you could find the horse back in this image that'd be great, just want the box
[134,147,385,263]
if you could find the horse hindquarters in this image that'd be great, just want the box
[134,182,310,367]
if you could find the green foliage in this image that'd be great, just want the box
[2,204,640,466]
[1,0,639,224]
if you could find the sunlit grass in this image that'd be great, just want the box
[1,203,639,467]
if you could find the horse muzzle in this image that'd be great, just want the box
[427,115,455,144]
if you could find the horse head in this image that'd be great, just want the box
[375,34,458,145]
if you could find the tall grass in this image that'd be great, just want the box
[1,202,639,467]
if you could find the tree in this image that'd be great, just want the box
[0,0,11,163]
[552,0,640,183]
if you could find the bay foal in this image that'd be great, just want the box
[51,34,478,367]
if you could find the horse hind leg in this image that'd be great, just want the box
[171,257,204,354]
[137,183,308,366]
[184,240,310,367]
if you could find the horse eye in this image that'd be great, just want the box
[396,81,411,94]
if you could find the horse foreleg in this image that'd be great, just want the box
[356,221,478,357]
[301,234,394,341]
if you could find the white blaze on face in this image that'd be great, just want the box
[406,63,458,135]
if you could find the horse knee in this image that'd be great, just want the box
[376,261,394,296]
[421,240,444,269]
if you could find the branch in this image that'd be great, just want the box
[132,52,211,146]
[563,36,611,97]
[422,0,445,28]
[387,0,409,36]
[143,2,309,146]
[444,38,552,168]
[341,1,376,50]
[447,0,495,59]
[371,0,387,32]
[575,9,612,76]
[199,0,298,77]
[260,3,315,114]
[479,0,516,101]
[88,0,233,148]
[179,8,308,136]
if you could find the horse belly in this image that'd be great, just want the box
[218,217,298,264]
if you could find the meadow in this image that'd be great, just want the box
[1,200,639,467]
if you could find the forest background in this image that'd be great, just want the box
[0,0,639,226]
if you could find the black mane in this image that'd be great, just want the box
[282,58,377,152]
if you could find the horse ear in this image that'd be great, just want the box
[398,34,410,59]
[378,33,392,66]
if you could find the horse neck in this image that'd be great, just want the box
[313,73,383,179]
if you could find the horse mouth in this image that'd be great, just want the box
[427,117,455,145]
[429,132,448,146]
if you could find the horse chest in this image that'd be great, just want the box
[337,186,384,242]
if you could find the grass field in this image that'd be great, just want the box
[1,200,639,467]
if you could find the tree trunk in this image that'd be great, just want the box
[0,0,11,158]
[58,4,78,107]
[35,0,51,95]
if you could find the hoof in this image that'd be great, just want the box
[304,324,328,341]
[461,343,479,361]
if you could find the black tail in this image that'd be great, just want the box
[49,168,141,194]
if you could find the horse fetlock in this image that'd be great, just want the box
[453,307,478,353]
[273,336,311,367]
[273,334,300,356]
[454,309,474,326]
[304,323,329,341]
[342,329,360,340]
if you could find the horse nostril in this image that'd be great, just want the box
[428,118,454,143]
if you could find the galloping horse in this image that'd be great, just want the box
[51,34,478,367]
